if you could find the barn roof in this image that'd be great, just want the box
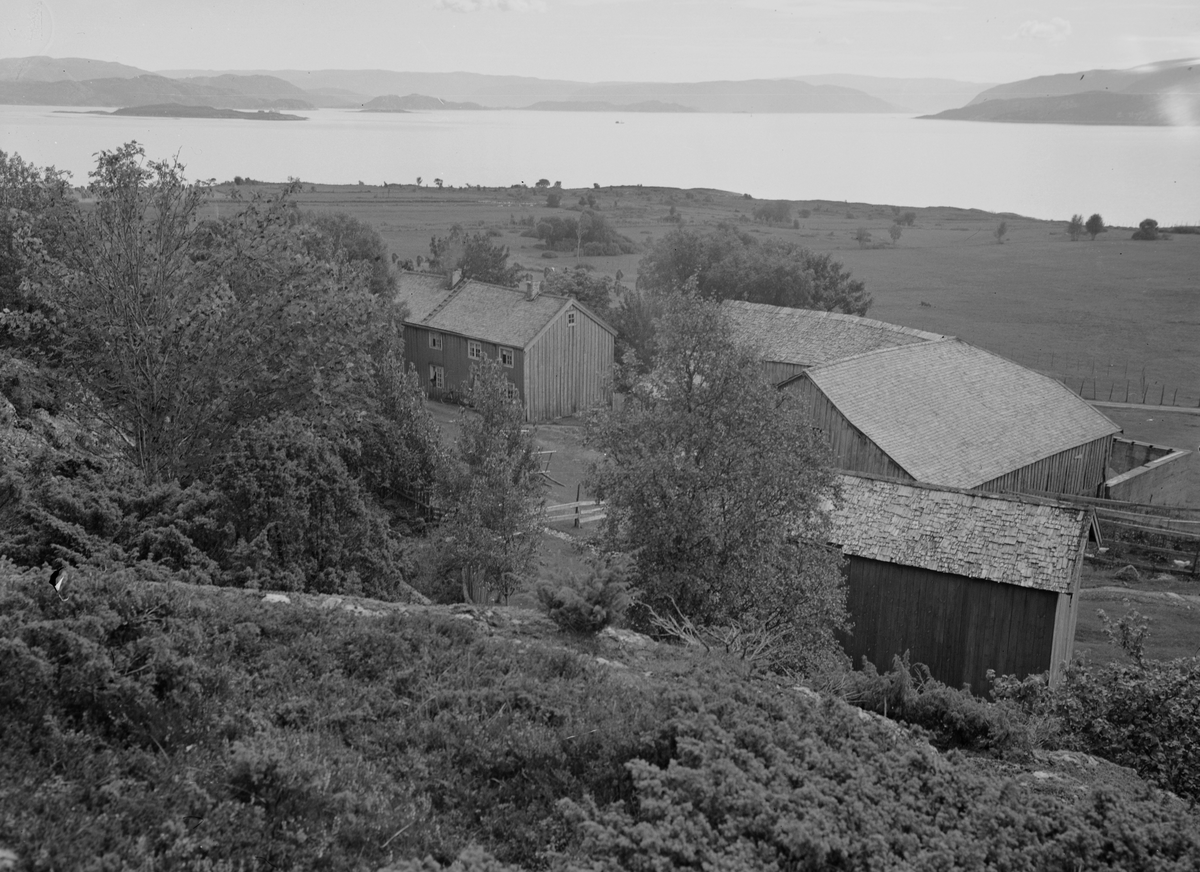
[397,274,614,349]
[828,473,1092,593]
[723,300,945,369]
[795,339,1121,489]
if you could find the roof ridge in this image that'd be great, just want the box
[722,299,948,342]
[421,283,464,325]
[835,470,1089,514]
[805,334,958,373]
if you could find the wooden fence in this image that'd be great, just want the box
[545,499,607,528]
[1035,492,1200,576]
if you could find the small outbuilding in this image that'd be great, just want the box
[723,300,945,386]
[827,473,1096,693]
[781,338,1122,498]
[396,271,615,422]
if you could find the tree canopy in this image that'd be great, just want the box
[429,224,522,286]
[1085,213,1106,241]
[588,291,848,672]
[637,225,871,316]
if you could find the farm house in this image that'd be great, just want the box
[396,271,615,422]
[827,473,1096,693]
[780,338,1122,498]
[722,299,945,386]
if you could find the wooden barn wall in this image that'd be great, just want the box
[402,325,525,400]
[785,378,912,480]
[761,361,807,387]
[978,435,1113,498]
[840,556,1059,695]
[524,308,614,421]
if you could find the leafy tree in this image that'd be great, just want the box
[434,178,443,189]
[899,210,916,226]
[435,359,546,601]
[588,291,848,672]
[546,190,562,208]
[854,227,872,248]
[535,178,550,188]
[541,266,622,319]
[752,200,791,224]
[301,211,396,296]
[429,224,521,286]
[994,220,1007,244]
[29,143,404,483]
[1132,218,1160,241]
[1067,213,1084,241]
[638,225,871,316]
[609,285,667,382]
[1085,213,1106,240]
[889,224,902,246]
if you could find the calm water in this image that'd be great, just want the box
[4,105,1199,226]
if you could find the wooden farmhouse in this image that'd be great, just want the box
[781,338,1122,498]
[396,271,615,422]
[827,473,1096,693]
[723,300,946,386]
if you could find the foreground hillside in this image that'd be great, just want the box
[1,562,1198,871]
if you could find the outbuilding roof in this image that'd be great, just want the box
[396,274,614,349]
[794,339,1121,489]
[828,473,1092,593]
[723,300,945,368]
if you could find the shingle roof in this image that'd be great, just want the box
[828,473,1091,593]
[723,300,945,368]
[801,339,1121,489]
[396,272,454,322]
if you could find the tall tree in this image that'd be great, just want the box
[1067,214,1084,241]
[1085,213,1106,241]
[637,225,871,316]
[435,359,546,601]
[588,291,848,672]
[32,142,404,483]
[302,211,396,296]
[429,224,521,287]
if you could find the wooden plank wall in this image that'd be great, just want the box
[524,306,614,421]
[979,435,1113,498]
[785,378,913,480]
[761,360,807,387]
[841,556,1059,695]
[402,325,525,400]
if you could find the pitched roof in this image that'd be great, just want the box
[395,271,454,322]
[397,274,614,349]
[723,300,945,368]
[799,339,1121,489]
[828,473,1091,593]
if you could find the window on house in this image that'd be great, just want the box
[566,311,577,328]
[429,364,444,389]
[499,346,514,368]
[467,339,483,360]
[428,332,443,350]
[505,381,519,400]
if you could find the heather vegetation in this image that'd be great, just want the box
[2,147,1199,868]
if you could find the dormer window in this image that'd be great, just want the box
[429,332,443,350]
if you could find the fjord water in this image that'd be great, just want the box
[4,105,1199,226]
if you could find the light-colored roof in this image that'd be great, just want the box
[397,274,613,349]
[828,473,1091,593]
[723,300,945,368]
[396,272,454,322]
[801,339,1121,489]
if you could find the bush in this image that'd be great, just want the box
[1132,218,1162,240]
[538,558,632,635]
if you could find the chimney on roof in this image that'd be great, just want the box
[446,268,462,289]
[525,275,538,301]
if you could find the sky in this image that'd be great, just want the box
[3,0,1199,84]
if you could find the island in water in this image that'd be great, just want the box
[61,102,306,120]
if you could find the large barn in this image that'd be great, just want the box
[722,300,946,386]
[396,271,615,422]
[827,473,1095,693]
[781,338,1122,498]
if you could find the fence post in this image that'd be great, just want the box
[574,482,582,529]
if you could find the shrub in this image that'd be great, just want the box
[538,558,632,635]
[1132,218,1161,240]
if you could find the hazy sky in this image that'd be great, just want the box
[4,0,1198,83]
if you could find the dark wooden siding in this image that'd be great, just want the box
[524,305,614,421]
[402,325,525,401]
[761,360,807,387]
[979,435,1113,498]
[840,556,1059,695]
[784,377,912,480]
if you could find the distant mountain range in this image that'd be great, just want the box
[2,55,1195,124]
[925,57,1199,125]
